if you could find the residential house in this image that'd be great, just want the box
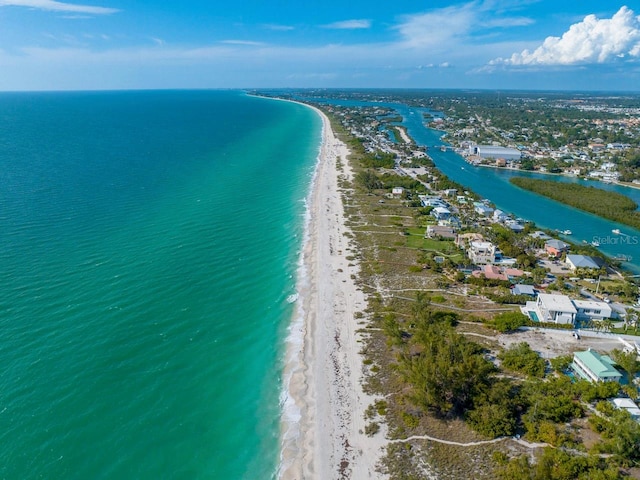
[566,254,605,271]
[493,209,508,223]
[545,239,569,257]
[425,225,456,240]
[473,202,494,217]
[521,293,577,324]
[431,206,451,221]
[573,299,613,322]
[512,284,536,297]
[571,349,622,383]
[391,187,405,196]
[455,233,483,249]
[468,241,498,265]
[530,231,552,241]
[472,265,508,281]
[613,398,640,420]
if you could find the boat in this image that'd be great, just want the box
[591,241,600,247]
[562,229,572,235]
[612,229,621,235]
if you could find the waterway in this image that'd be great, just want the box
[301,95,640,272]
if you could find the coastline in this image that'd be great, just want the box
[279,102,387,479]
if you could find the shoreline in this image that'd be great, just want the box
[278,101,387,479]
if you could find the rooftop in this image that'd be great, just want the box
[538,293,577,314]
[573,350,622,380]
[566,254,605,269]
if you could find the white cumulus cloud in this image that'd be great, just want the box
[494,6,640,65]
[0,0,118,14]
[322,19,371,30]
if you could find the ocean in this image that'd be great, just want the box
[0,90,321,479]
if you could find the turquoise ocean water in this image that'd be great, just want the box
[0,91,320,479]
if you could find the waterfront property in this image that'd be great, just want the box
[473,202,494,217]
[545,239,570,257]
[571,349,622,383]
[469,145,522,162]
[566,254,605,270]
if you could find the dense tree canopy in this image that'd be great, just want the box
[510,177,640,230]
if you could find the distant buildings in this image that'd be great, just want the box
[469,145,522,162]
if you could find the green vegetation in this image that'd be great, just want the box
[496,447,623,480]
[510,177,640,230]
[318,102,639,479]
[498,342,546,378]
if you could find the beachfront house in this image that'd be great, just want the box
[468,241,498,265]
[571,349,622,383]
[425,225,456,240]
[566,254,605,271]
[521,293,577,325]
[545,239,569,257]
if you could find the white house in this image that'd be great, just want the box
[391,187,405,196]
[431,206,451,221]
[493,209,509,223]
[474,203,494,217]
[521,293,577,324]
[573,299,613,322]
[468,241,497,265]
[613,398,640,419]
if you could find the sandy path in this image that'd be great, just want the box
[279,104,387,479]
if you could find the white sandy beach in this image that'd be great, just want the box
[279,104,387,479]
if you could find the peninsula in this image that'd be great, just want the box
[275,90,640,479]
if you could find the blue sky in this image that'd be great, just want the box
[1,0,640,90]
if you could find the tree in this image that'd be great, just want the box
[398,321,495,417]
[355,169,381,193]
[611,348,640,381]
[499,342,546,378]
[550,354,573,373]
[493,311,528,333]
